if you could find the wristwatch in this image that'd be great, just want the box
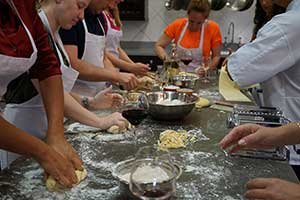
[81,96,90,109]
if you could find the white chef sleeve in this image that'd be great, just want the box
[228,22,296,88]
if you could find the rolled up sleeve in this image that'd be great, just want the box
[29,13,61,80]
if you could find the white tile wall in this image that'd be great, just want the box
[122,0,256,44]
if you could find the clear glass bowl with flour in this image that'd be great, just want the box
[129,158,177,200]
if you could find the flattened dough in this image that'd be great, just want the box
[46,168,87,191]
[219,66,251,102]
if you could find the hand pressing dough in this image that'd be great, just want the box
[107,123,134,134]
[195,97,210,109]
[46,168,87,191]
[137,76,155,91]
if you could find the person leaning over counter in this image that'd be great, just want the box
[155,0,222,74]
[59,0,139,97]
[219,123,300,200]
[224,0,300,178]
[4,0,128,151]
[37,0,127,130]
[103,3,150,76]
[0,0,81,187]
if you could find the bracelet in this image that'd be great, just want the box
[81,96,90,109]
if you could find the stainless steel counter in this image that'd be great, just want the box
[0,80,298,200]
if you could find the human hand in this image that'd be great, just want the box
[131,63,150,76]
[245,178,300,200]
[118,72,139,90]
[100,112,129,130]
[195,66,206,77]
[219,124,279,153]
[35,144,78,188]
[89,86,124,110]
[47,136,83,171]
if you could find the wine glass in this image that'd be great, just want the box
[122,92,149,145]
[122,92,149,126]
[179,49,193,67]
[129,154,177,200]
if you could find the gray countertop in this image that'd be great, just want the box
[0,80,298,200]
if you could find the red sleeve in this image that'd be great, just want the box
[25,1,61,80]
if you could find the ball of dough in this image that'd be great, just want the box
[107,123,134,134]
[195,97,210,109]
[46,168,87,191]
[107,125,120,134]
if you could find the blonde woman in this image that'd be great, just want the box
[37,0,129,131]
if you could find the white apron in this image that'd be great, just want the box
[177,19,206,73]
[38,9,79,92]
[1,8,79,170]
[103,11,123,58]
[0,0,38,170]
[72,18,106,97]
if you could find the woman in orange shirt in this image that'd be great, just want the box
[155,0,222,74]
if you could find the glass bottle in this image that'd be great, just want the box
[163,42,180,84]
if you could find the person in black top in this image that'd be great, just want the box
[59,0,139,96]
[60,10,107,59]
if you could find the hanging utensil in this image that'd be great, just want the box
[226,0,254,11]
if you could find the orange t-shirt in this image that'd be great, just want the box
[164,18,222,58]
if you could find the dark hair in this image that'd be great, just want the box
[187,0,210,17]
[253,1,286,36]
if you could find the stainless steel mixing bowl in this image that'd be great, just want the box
[146,91,198,121]
[172,75,200,90]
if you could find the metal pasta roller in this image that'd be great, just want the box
[227,105,289,128]
[226,105,289,161]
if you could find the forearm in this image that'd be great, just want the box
[0,116,49,160]
[106,51,135,72]
[103,54,118,71]
[69,92,106,111]
[155,44,168,61]
[210,56,220,69]
[64,92,105,129]
[118,47,134,63]
[69,92,83,105]
[39,75,65,139]
[72,59,120,82]
[274,123,300,146]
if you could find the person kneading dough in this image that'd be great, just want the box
[46,168,88,191]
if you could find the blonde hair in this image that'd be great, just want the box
[109,6,122,28]
[187,0,211,17]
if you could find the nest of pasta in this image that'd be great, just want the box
[158,129,197,150]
